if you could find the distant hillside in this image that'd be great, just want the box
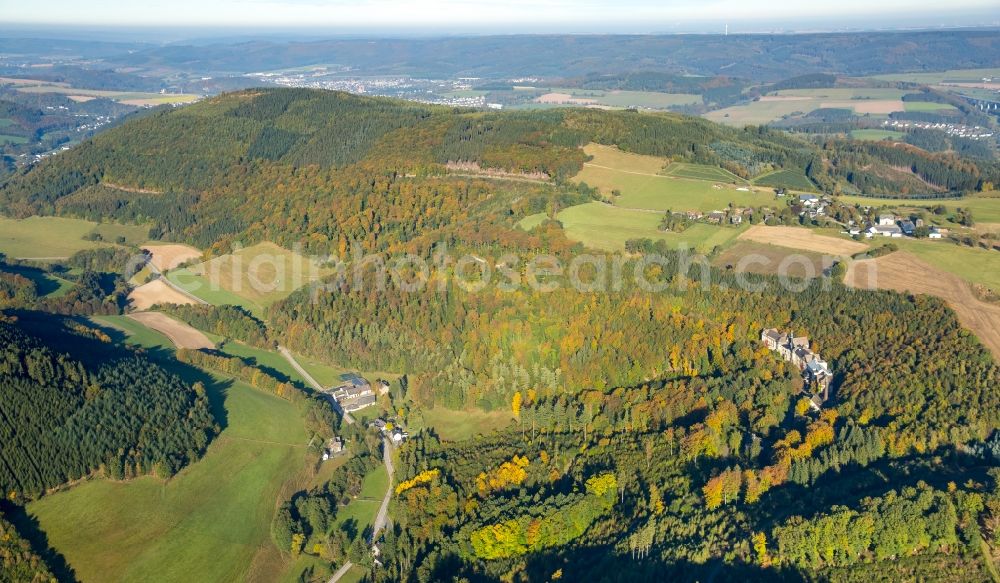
[107,31,1000,81]
[1,88,992,252]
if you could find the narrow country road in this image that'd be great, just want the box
[370,437,395,540]
[276,349,394,583]
[145,261,209,305]
[328,438,395,583]
[277,346,354,425]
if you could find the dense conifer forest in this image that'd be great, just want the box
[0,312,216,499]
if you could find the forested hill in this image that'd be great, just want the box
[0,311,216,501]
[1,88,993,253]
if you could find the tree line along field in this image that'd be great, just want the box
[0,216,149,260]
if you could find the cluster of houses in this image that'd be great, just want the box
[761,328,833,409]
[849,212,947,239]
[372,418,409,444]
[794,193,833,220]
[881,119,995,141]
[328,375,391,413]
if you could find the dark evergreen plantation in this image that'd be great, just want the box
[0,312,216,500]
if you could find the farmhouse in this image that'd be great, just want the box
[798,194,819,206]
[867,224,903,238]
[899,220,916,236]
[878,213,897,226]
[928,227,944,239]
[761,328,833,404]
[330,375,377,412]
[322,436,344,461]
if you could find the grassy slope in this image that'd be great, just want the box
[27,374,308,583]
[575,144,771,212]
[556,202,744,252]
[406,407,514,441]
[893,239,1000,294]
[165,268,265,317]
[0,216,150,259]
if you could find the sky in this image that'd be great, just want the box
[2,0,998,32]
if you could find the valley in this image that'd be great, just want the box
[0,59,998,582]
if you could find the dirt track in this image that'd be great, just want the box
[128,279,199,310]
[739,225,868,256]
[845,251,1000,361]
[127,311,214,349]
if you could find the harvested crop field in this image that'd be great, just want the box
[738,225,868,256]
[845,251,1000,361]
[128,279,200,310]
[127,311,215,349]
[143,243,203,271]
[714,241,832,279]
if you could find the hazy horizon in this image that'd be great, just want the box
[2,0,998,39]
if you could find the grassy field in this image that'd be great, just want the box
[219,340,308,387]
[555,202,743,252]
[850,129,906,141]
[518,212,549,231]
[333,466,388,534]
[407,407,514,441]
[752,169,817,192]
[0,216,148,259]
[92,315,175,350]
[0,133,28,144]
[1,264,75,297]
[184,242,336,310]
[837,193,1000,224]
[165,268,264,316]
[893,238,1000,294]
[28,372,309,583]
[664,162,745,183]
[581,143,666,174]
[574,144,773,212]
[904,101,957,112]
[706,88,908,126]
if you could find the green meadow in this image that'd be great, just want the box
[0,216,147,259]
[574,144,773,212]
[554,202,744,252]
[28,374,309,583]
[904,101,957,112]
[406,406,514,441]
[850,129,906,141]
